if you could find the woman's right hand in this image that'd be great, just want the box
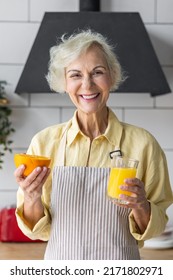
[14,165,51,229]
[14,165,50,203]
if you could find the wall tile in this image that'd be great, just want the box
[0,64,24,94]
[109,107,123,121]
[166,204,173,227]
[156,92,173,108]
[155,67,173,108]
[157,0,173,23]
[0,150,20,191]
[6,92,29,107]
[30,0,79,22]
[164,150,173,226]
[61,108,76,123]
[0,192,17,209]
[0,22,40,64]
[0,64,29,106]
[101,0,155,23]
[30,93,74,107]
[124,109,173,149]
[146,24,173,66]
[11,108,60,148]
[107,93,154,108]
[0,0,28,21]
[165,151,173,190]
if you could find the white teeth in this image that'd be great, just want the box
[82,93,98,99]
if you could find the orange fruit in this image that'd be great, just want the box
[14,153,51,176]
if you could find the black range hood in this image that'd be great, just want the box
[15,0,171,96]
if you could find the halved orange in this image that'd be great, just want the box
[14,153,51,176]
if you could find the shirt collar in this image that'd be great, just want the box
[104,108,123,147]
[66,108,123,147]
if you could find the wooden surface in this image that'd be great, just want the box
[0,242,173,260]
[0,242,46,260]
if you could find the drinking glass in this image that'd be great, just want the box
[107,156,139,204]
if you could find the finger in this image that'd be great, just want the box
[120,192,148,207]
[23,167,47,189]
[41,168,51,184]
[31,167,50,187]
[120,184,139,195]
[14,164,25,176]
[14,165,26,183]
[116,195,137,208]
[124,178,144,188]
[24,167,51,193]
[113,197,132,208]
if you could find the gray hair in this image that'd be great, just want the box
[46,29,124,93]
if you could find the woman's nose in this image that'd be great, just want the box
[81,76,93,90]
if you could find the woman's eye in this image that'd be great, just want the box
[70,73,81,79]
[93,70,103,76]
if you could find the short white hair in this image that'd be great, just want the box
[46,29,125,93]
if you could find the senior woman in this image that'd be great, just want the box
[14,29,173,260]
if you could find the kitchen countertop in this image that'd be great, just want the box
[0,241,46,260]
[0,242,173,260]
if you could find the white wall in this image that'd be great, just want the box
[0,0,173,225]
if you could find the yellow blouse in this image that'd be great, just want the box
[16,108,173,247]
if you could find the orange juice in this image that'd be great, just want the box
[107,167,137,199]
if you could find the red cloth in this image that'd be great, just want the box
[0,207,41,242]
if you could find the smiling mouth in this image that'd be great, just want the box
[81,93,100,100]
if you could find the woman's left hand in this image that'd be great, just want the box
[117,178,151,234]
[118,178,148,209]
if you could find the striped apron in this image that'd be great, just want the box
[44,121,140,260]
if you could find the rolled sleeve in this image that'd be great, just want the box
[129,200,171,247]
[15,203,51,241]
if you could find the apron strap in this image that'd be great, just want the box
[56,119,72,166]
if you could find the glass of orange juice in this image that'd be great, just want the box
[107,156,139,204]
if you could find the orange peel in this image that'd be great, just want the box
[14,153,51,176]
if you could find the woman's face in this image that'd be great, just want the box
[65,45,113,115]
